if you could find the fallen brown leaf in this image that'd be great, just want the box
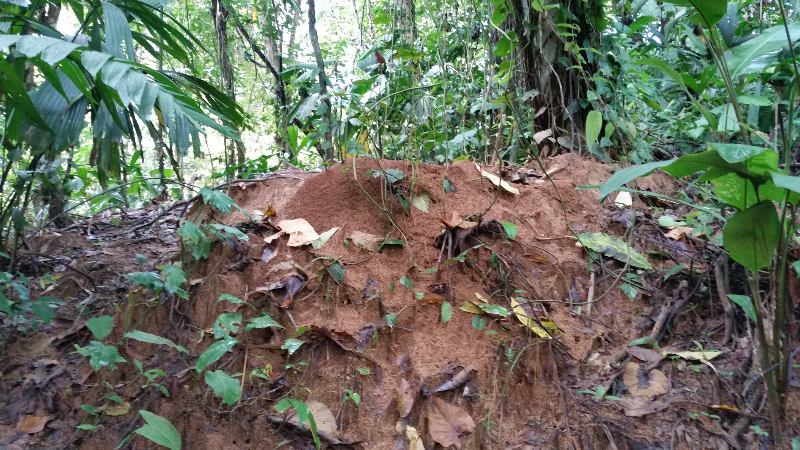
[626,346,664,364]
[406,425,425,450]
[665,226,693,240]
[427,398,474,448]
[289,401,337,436]
[622,362,669,398]
[349,231,383,253]
[16,415,49,434]
[398,379,414,418]
[618,396,670,417]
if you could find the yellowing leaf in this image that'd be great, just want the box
[103,402,131,416]
[459,301,484,315]
[406,425,425,450]
[510,298,553,339]
[475,163,520,195]
[577,232,653,270]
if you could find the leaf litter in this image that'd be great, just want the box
[5,156,766,450]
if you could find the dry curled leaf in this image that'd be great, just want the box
[626,346,664,364]
[665,226,693,240]
[288,401,337,436]
[475,163,520,195]
[398,379,415,418]
[406,425,425,450]
[277,219,320,247]
[349,231,383,253]
[431,366,475,395]
[622,362,669,398]
[427,398,474,448]
[16,415,49,434]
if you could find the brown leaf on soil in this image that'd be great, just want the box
[626,346,664,364]
[288,400,337,436]
[427,398,474,448]
[665,226,693,240]
[276,219,320,247]
[398,379,415,418]
[618,396,670,417]
[349,231,383,253]
[16,414,50,434]
[418,297,445,304]
[103,402,131,416]
[622,362,669,398]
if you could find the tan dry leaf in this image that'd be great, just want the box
[264,231,284,244]
[406,425,426,450]
[618,395,670,417]
[474,163,520,195]
[398,378,415,418]
[533,129,553,144]
[16,415,50,434]
[276,219,320,247]
[447,211,478,229]
[427,398,474,448]
[288,400,337,436]
[104,402,131,416]
[614,191,633,208]
[622,362,669,398]
[665,226,693,240]
[349,231,383,253]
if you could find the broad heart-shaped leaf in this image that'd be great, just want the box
[771,171,800,194]
[135,410,181,450]
[195,338,239,372]
[727,294,756,322]
[124,330,189,354]
[707,143,771,163]
[585,110,602,149]
[86,315,115,340]
[600,159,677,202]
[712,173,758,210]
[577,233,653,270]
[213,313,242,339]
[160,265,186,297]
[723,201,780,271]
[204,370,241,406]
[245,314,284,332]
[661,0,728,27]
[199,187,236,213]
[661,149,750,181]
[125,271,163,291]
[75,341,126,372]
[728,23,800,77]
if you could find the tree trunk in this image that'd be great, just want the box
[307,0,333,161]
[211,0,245,171]
[508,0,597,155]
[395,0,416,47]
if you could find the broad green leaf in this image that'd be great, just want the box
[441,301,453,323]
[472,315,487,330]
[661,0,728,26]
[728,23,800,77]
[736,95,772,106]
[662,150,749,180]
[75,341,126,371]
[245,314,284,332]
[124,330,188,354]
[32,296,63,324]
[577,233,653,270]
[125,271,163,291]
[199,187,235,213]
[86,315,115,340]
[502,222,517,239]
[217,294,247,304]
[399,276,413,290]
[311,227,339,250]
[326,262,345,282]
[723,201,780,270]
[213,313,242,339]
[281,338,304,355]
[411,190,430,213]
[275,399,319,449]
[712,173,757,210]
[135,410,181,450]
[585,110,602,149]
[599,159,676,202]
[636,58,686,88]
[196,338,239,372]
[161,265,186,297]
[707,143,770,163]
[771,171,800,194]
[205,370,241,405]
[727,294,756,322]
[101,1,136,61]
[0,60,51,131]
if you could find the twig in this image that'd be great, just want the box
[238,345,249,404]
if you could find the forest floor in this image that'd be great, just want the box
[0,154,797,450]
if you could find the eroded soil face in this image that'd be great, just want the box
[1,155,793,450]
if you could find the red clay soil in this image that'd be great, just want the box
[1,154,794,450]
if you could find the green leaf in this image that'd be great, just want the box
[599,160,676,202]
[32,296,63,324]
[196,338,239,372]
[281,338,305,355]
[577,233,653,270]
[135,410,181,450]
[383,168,405,184]
[411,190,430,213]
[723,201,780,270]
[472,315,487,330]
[771,171,800,194]
[326,262,345,282]
[478,304,511,316]
[728,23,800,77]
[585,110,602,149]
[101,1,136,61]
[87,315,115,340]
[246,313,284,331]
[736,95,772,106]
[311,227,339,250]
[213,313,242,339]
[0,59,51,131]
[661,0,728,27]
[275,399,320,449]
[399,276,413,290]
[502,222,517,239]
[124,330,188,354]
[160,265,186,297]
[441,301,453,323]
[75,341,126,371]
[199,187,235,213]
[664,264,685,280]
[218,294,247,305]
[727,294,756,322]
[125,271,163,291]
[204,370,241,406]
[662,149,750,181]
[0,292,10,315]
[707,143,770,163]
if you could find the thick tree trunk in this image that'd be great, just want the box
[307,0,333,161]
